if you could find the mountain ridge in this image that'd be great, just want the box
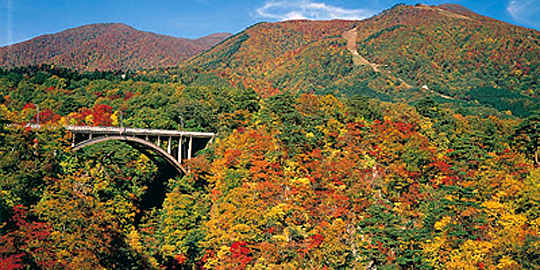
[0,23,232,71]
[0,3,538,112]
[175,3,538,105]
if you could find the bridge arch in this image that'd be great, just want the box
[72,135,187,175]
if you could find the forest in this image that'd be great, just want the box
[0,64,538,269]
[0,24,231,72]
[174,4,539,109]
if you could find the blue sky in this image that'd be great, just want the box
[1,0,538,46]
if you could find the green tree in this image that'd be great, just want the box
[514,111,540,165]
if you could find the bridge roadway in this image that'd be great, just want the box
[65,125,215,138]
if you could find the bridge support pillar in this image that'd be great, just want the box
[167,136,172,154]
[188,135,192,160]
[178,136,183,164]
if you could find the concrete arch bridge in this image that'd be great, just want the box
[66,125,215,174]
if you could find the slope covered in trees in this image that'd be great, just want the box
[354,4,539,98]
[0,2,539,269]
[1,3,537,116]
[0,65,538,269]
[0,23,231,71]
[176,3,538,116]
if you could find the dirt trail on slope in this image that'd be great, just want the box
[342,28,413,89]
[342,28,380,72]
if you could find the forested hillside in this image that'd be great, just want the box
[0,2,539,269]
[354,4,539,98]
[0,23,231,71]
[0,64,538,269]
[176,4,538,115]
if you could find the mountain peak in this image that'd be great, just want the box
[437,4,475,14]
[181,2,538,100]
[0,24,231,71]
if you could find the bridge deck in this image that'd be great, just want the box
[65,125,215,138]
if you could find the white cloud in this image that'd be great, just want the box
[507,0,540,28]
[255,0,376,21]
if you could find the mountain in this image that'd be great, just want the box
[354,3,539,97]
[0,23,231,71]
[178,3,539,107]
[179,19,359,96]
[2,4,540,269]
[0,4,537,114]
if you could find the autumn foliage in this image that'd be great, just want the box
[0,3,539,269]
